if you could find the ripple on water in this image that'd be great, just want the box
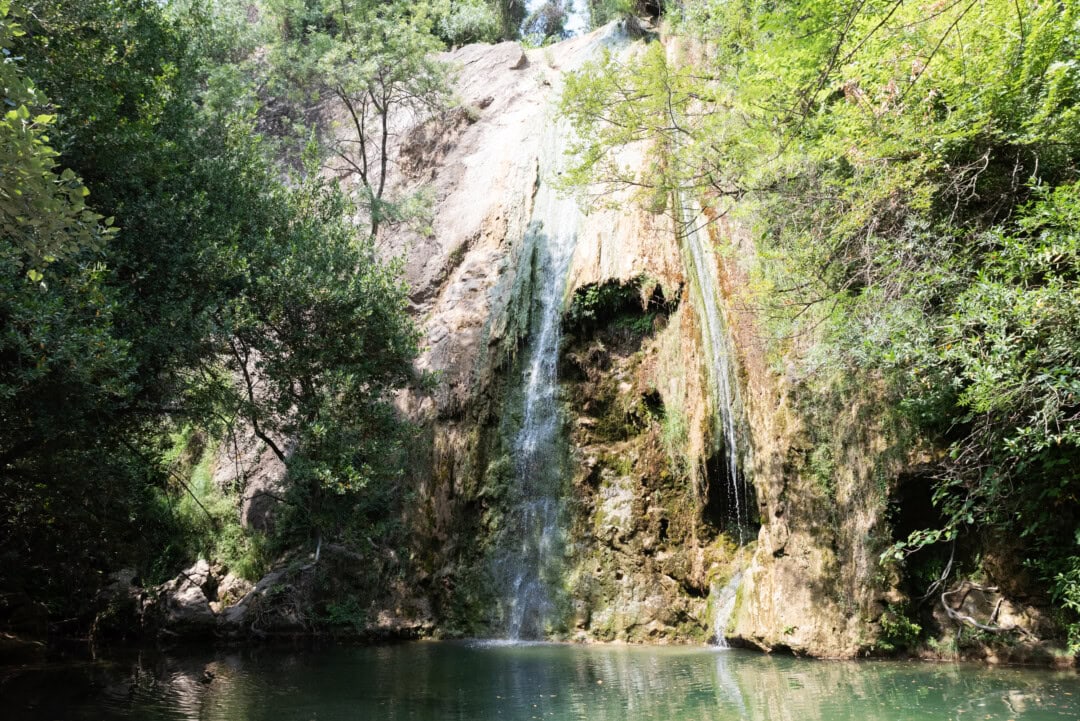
[5,643,1080,721]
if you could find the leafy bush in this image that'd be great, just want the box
[1051,554,1080,654]
[522,0,569,45]
[436,0,501,46]
[878,604,922,653]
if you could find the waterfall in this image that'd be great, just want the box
[711,571,743,648]
[502,111,582,640]
[493,26,629,641]
[679,194,752,544]
[678,194,752,645]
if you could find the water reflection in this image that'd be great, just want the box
[4,642,1080,721]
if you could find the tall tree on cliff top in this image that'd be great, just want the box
[265,0,451,236]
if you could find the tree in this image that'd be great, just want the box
[0,3,113,278]
[266,0,452,237]
[2,0,424,629]
[434,0,501,47]
[522,0,569,44]
[218,151,420,552]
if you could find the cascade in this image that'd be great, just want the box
[710,571,743,648]
[679,195,752,543]
[678,195,752,647]
[494,26,628,641]
[501,111,582,640]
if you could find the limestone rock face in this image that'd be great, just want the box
[191,26,947,654]
[210,573,254,614]
[212,428,293,531]
[385,40,547,420]
[372,25,740,642]
[560,298,724,643]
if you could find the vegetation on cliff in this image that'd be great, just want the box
[0,0,440,636]
[561,0,1080,652]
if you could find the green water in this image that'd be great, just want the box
[3,642,1079,721]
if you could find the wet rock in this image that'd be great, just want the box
[218,568,288,633]
[89,568,147,641]
[217,572,254,606]
[0,631,46,664]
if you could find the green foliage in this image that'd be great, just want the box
[321,595,369,633]
[1,0,424,633]
[435,0,501,46]
[561,0,1080,635]
[163,428,269,582]
[567,281,635,329]
[521,0,569,45]
[262,0,451,236]
[807,443,835,499]
[587,0,637,28]
[882,184,1080,607]
[221,162,420,550]
[877,603,922,653]
[565,277,659,335]
[1051,553,1080,654]
[0,4,113,277]
[560,41,685,204]
[661,407,690,479]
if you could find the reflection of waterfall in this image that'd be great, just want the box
[711,571,743,648]
[12,643,1080,720]
[712,648,748,716]
[679,195,752,543]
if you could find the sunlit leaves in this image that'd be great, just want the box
[0,6,113,277]
[562,0,1080,631]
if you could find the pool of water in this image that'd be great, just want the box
[3,641,1078,720]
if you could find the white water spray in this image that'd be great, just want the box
[710,571,743,648]
[497,26,629,641]
[502,111,581,640]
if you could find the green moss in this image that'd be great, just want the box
[564,276,677,339]
[662,408,689,456]
[808,442,836,500]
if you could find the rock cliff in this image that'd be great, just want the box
[198,23,1053,660]
[379,25,741,642]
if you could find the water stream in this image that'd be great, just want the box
[677,193,754,646]
[679,194,752,544]
[496,25,627,641]
[710,571,744,648]
[501,111,583,639]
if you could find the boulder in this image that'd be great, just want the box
[154,560,217,633]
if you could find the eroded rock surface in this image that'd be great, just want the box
[184,25,1012,656]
